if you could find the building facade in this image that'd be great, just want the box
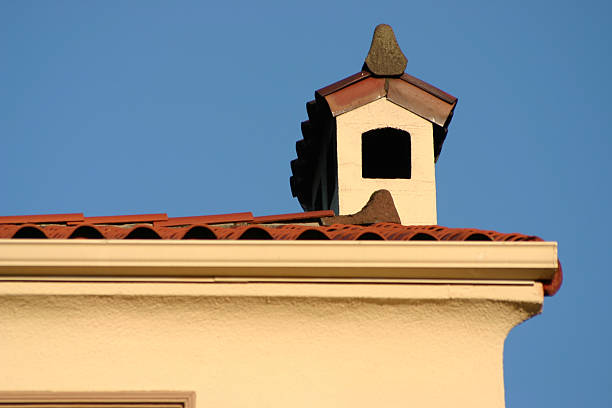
[0,25,560,408]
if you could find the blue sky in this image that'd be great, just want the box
[1,1,611,406]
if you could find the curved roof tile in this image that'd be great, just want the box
[0,216,561,296]
[0,222,550,243]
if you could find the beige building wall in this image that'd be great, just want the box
[335,97,436,225]
[0,280,543,408]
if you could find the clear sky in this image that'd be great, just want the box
[1,1,611,406]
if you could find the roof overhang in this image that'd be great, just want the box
[0,239,557,284]
[290,71,457,206]
[316,72,456,128]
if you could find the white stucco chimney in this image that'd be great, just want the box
[290,24,457,225]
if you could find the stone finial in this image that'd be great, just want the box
[363,24,407,76]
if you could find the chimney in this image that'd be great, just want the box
[290,24,457,225]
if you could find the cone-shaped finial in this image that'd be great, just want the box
[363,24,407,76]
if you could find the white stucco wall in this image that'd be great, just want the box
[335,97,436,225]
[0,280,542,408]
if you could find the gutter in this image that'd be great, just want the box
[0,239,557,282]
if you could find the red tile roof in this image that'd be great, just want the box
[0,213,84,224]
[0,210,562,296]
[68,213,168,225]
[253,210,334,223]
[155,212,254,227]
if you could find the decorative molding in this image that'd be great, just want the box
[0,392,195,408]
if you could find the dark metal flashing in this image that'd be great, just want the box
[313,72,457,126]
[316,71,371,97]
[386,77,455,127]
[400,73,457,105]
[324,77,386,117]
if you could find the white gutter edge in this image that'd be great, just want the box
[0,239,557,281]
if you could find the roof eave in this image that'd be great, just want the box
[0,239,557,284]
[316,72,457,127]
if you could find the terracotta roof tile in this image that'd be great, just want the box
[155,212,254,227]
[0,212,562,296]
[68,213,168,225]
[0,219,552,243]
[267,224,331,240]
[0,218,552,243]
[254,210,334,223]
[0,213,84,224]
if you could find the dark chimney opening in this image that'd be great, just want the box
[361,127,411,179]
